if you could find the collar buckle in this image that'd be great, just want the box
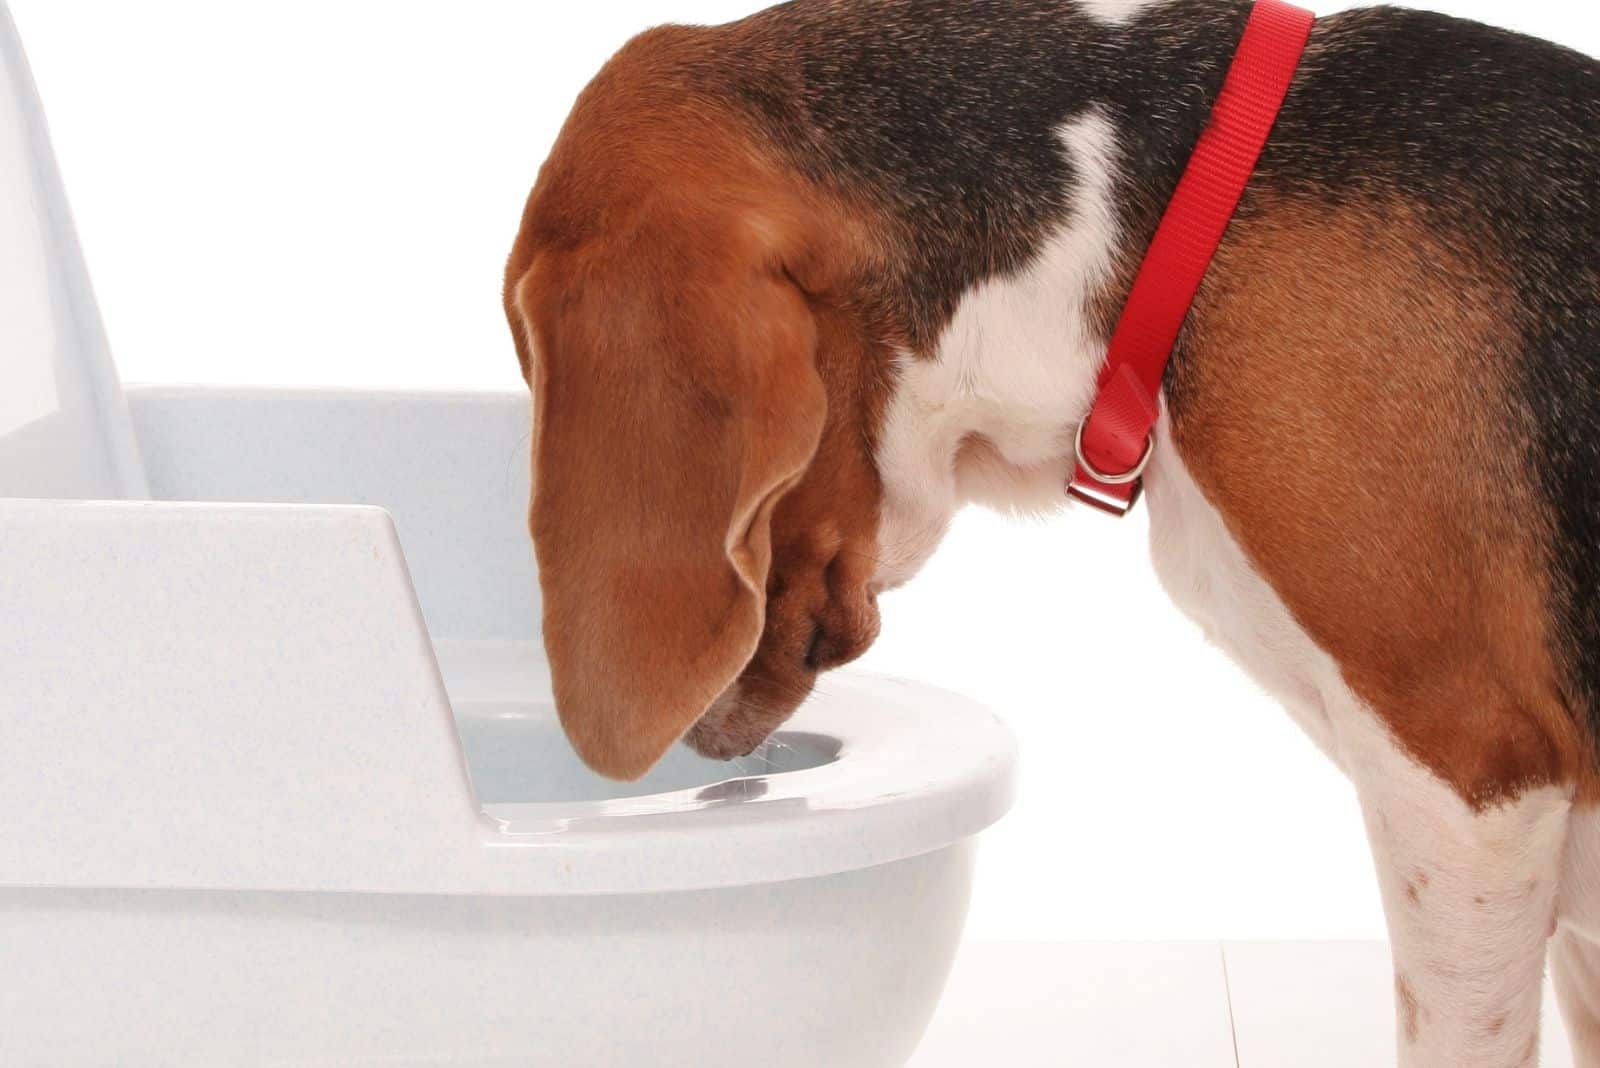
[1067,419,1155,518]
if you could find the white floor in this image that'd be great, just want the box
[910,941,1577,1067]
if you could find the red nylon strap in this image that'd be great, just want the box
[1068,0,1314,516]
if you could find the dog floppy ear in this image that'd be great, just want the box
[513,221,827,780]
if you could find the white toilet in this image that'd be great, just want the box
[0,5,1018,1065]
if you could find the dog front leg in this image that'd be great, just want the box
[1345,722,1571,1067]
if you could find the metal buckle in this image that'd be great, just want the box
[1067,480,1141,517]
[1073,419,1156,486]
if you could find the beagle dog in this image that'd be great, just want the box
[502,1,1600,1064]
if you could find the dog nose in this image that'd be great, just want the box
[803,611,878,673]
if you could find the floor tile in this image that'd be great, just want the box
[908,941,1238,1067]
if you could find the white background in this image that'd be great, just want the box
[11,0,1597,942]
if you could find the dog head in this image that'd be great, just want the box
[503,26,909,779]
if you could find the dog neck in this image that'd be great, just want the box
[711,0,1259,586]
[721,0,1255,344]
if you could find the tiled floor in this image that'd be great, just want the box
[909,941,1577,1067]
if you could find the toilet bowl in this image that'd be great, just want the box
[0,387,1017,1066]
[0,6,1018,1062]
[1,519,1013,1067]
[1,387,1016,1066]
[0,388,1018,1066]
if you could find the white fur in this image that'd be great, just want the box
[1347,715,1570,1067]
[1077,0,1165,27]
[873,110,1120,590]
[1555,919,1600,1066]
[872,108,1596,1066]
[1554,816,1600,1066]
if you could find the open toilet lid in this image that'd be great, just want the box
[0,1,146,501]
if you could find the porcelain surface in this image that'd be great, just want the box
[0,388,1017,1066]
[0,1,145,500]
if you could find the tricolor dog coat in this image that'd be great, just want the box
[503,2,1600,1063]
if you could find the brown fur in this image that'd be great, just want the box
[1173,195,1595,808]
[504,27,896,778]
[1397,973,1423,1044]
[686,291,898,760]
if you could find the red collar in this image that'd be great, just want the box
[1068,0,1315,516]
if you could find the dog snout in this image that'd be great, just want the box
[803,597,881,673]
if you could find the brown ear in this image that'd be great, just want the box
[514,224,827,780]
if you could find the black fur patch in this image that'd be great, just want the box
[708,0,1252,344]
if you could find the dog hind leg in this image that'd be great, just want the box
[1553,928,1600,1067]
[1344,715,1570,1067]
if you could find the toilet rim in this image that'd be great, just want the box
[472,671,1019,896]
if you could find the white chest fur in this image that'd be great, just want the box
[873,111,1121,590]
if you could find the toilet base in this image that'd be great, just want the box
[0,843,975,1068]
